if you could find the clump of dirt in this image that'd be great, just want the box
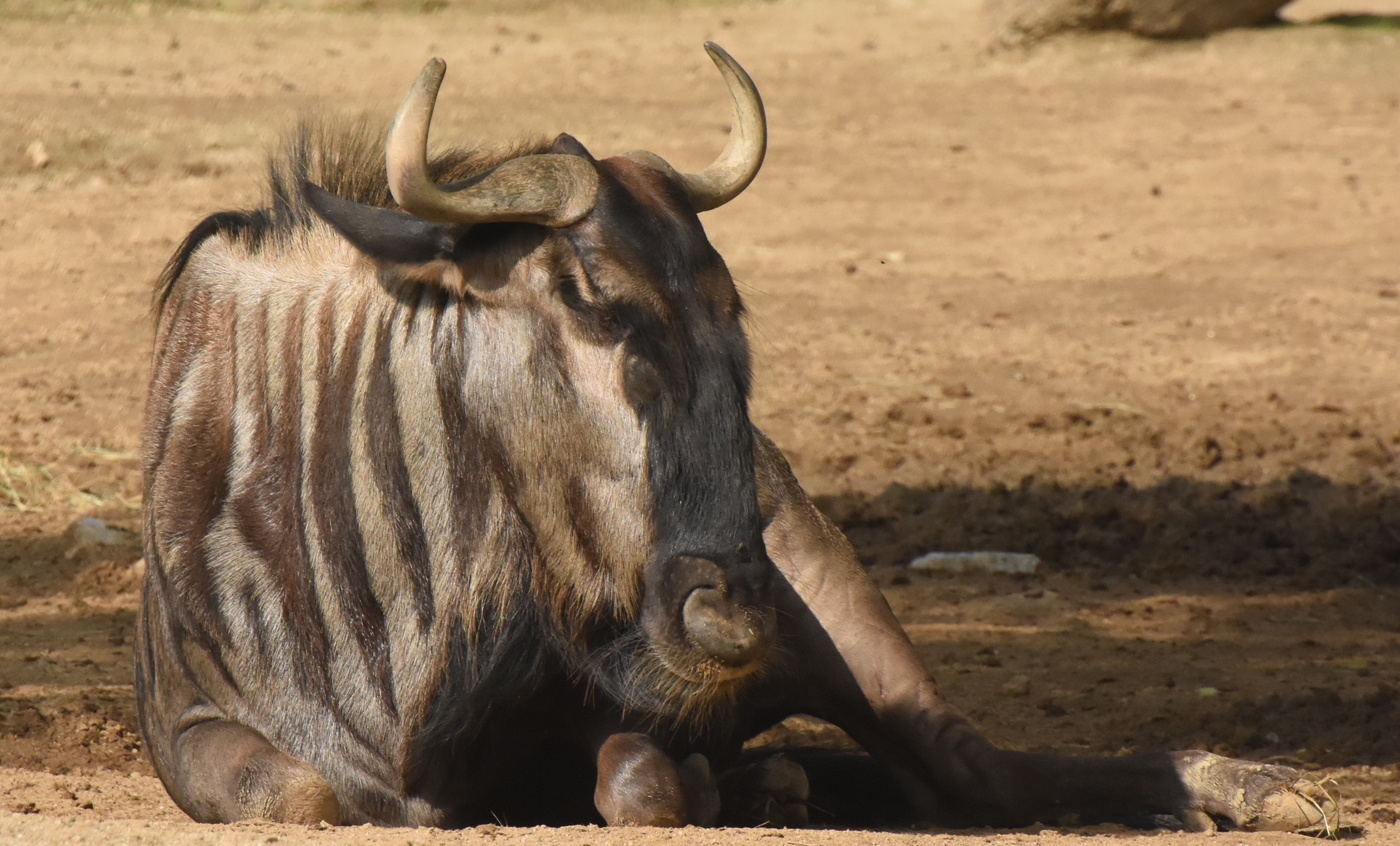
[0,689,148,775]
[71,557,145,598]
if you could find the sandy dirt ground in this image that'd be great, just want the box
[2,0,1400,842]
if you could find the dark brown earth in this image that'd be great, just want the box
[1,0,1398,842]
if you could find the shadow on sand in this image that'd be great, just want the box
[815,470,1400,588]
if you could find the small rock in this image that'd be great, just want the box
[64,517,122,559]
[1371,807,1398,825]
[908,551,1040,574]
[1001,675,1031,696]
[1196,437,1224,470]
[475,823,498,835]
[25,140,49,170]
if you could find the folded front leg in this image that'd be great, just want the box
[752,429,1329,831]
[593,732,710,826]
[169,718,341,825]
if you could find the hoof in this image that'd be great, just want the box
[718,754,810,828]
[679,754,721,827]
[271,767,341,826]
[1255,779,1334,832]
[1172,751,1334,832]
[594,733,689,827]
[250,759,342,826]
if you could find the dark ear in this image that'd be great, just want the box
[302,181,460,264]
[550,132,595,160]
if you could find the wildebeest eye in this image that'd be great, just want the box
[624,353,663,406]
[557,272,628,345]
[556,273,588,313]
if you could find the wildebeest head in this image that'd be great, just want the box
[304,43,775,720]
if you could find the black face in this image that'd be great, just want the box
[561,155,777,695]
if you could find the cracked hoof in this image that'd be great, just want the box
[1172,751,1334,832]
[718,754,810,828]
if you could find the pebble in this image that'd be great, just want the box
[64,517,122,559]
[26,140,49,170]
[1001,675,1031,696]
[908,551,1040,574]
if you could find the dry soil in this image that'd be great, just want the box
[1,0,1398,843]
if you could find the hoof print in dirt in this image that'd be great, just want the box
[1173,751,1335,832]
[718,755,811,828]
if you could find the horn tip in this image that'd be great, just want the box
[702,42,751,86]
[418,57,447,85]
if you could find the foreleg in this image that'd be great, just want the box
[592,732,715,826]
[753,429,1328,831]
[591,730,808,827]
[168,718,342,825]
[136,580,341,826]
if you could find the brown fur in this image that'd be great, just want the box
[138,117,747,826]
[154,119,552,314]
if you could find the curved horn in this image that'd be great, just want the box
[665,42,767,212]
[386,58,599,227]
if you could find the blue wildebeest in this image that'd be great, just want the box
[137,43,1326,831]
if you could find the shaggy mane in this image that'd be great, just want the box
[154,117,550,313]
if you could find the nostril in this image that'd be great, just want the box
[681,587,769,666]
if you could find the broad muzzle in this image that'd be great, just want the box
[683,584,770,667]
[644,553,775,680]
